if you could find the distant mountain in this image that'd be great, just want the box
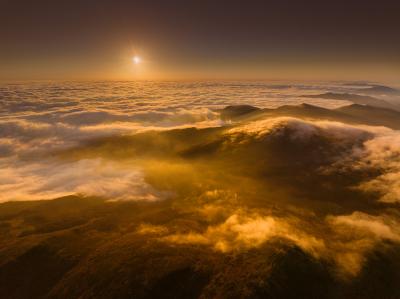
[220,103,400,129]
[359,85,398,94]
[300,92,400,111]
[340,83,399,94]
[336,104,400,126]
[220,105,261,120]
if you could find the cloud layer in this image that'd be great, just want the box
[0,158,166,202]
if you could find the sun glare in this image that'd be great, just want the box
[133,56,141,65]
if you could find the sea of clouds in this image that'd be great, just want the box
[0,80,398,202]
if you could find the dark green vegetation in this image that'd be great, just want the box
[1,104,400,299]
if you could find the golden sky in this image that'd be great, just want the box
[1,0,399,82]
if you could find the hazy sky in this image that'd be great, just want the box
[1,0,399,81]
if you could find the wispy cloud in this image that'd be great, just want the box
[0,158,167,202]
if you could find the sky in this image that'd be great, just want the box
[1,0,399,81]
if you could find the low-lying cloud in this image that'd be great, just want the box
[163,211,325,254]
[0,158,166,202]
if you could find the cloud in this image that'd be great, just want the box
[353,134,400,203]
[322,130,400,203]
[136,224,169,235]
[163,211,325,255]
[326,211,400,276]
[0,120,55,141]
[28,108,221,127]
[328,212,400,241]
[0,115,223,160]
[0,158,167,202]
[161,207,400,277]
[227,116,383,141]
[0,138,16,157]
[0,92,224,205]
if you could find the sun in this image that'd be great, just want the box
[132,56,141,65]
